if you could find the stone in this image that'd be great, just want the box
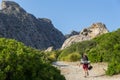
[45,46,54,52]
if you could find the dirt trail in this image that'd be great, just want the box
[53,61,120,80]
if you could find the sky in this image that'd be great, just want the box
[0,0,120,34]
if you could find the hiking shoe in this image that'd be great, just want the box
[84,76,87,78]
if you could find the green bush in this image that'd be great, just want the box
[46,50,62,62]
[67,52,80,62]
[106,62,118,76]
[58,52,80,62]
[0,38,65,80]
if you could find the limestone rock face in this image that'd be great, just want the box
[81,23,109,38]
[61,23,109,49]
[0,1,65,49]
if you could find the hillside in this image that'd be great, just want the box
[61,22,109,49]
[58,28,120,75]
[0,1,65,50]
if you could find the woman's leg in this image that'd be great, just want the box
[84,69,87,77]
[86,69,89,76]
[84,65,89,77]
[83,64,89,77]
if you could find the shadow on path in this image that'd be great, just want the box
[90,74,105,78]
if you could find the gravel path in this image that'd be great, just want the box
[53,61,120,80]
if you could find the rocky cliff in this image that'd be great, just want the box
[0,1,65,49]
[61,23,109,49]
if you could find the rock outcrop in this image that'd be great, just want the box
[61,23,109,49]
[45,46,54,52]
[65,30,79,39]
[0,1,65,49]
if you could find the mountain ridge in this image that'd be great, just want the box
[0,1,65,49]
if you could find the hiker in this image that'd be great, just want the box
[80,53,89,77]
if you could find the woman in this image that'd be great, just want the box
[80,53,89,77]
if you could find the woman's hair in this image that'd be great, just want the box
[82,53,88,61]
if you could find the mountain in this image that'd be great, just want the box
[61,23,109,49]
[0,1,65,49]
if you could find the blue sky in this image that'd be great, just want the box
[0,0,120,34]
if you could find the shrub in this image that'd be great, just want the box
[59,52,80,62]
[0,38,65,80]
[67,52,80,61]
[48,53,56,62]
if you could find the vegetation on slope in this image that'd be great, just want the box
[58,28,120,75]
[0,38,65,80]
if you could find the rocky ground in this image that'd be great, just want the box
[53,61,120,80]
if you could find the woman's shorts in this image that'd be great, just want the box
[83,64,88,70]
